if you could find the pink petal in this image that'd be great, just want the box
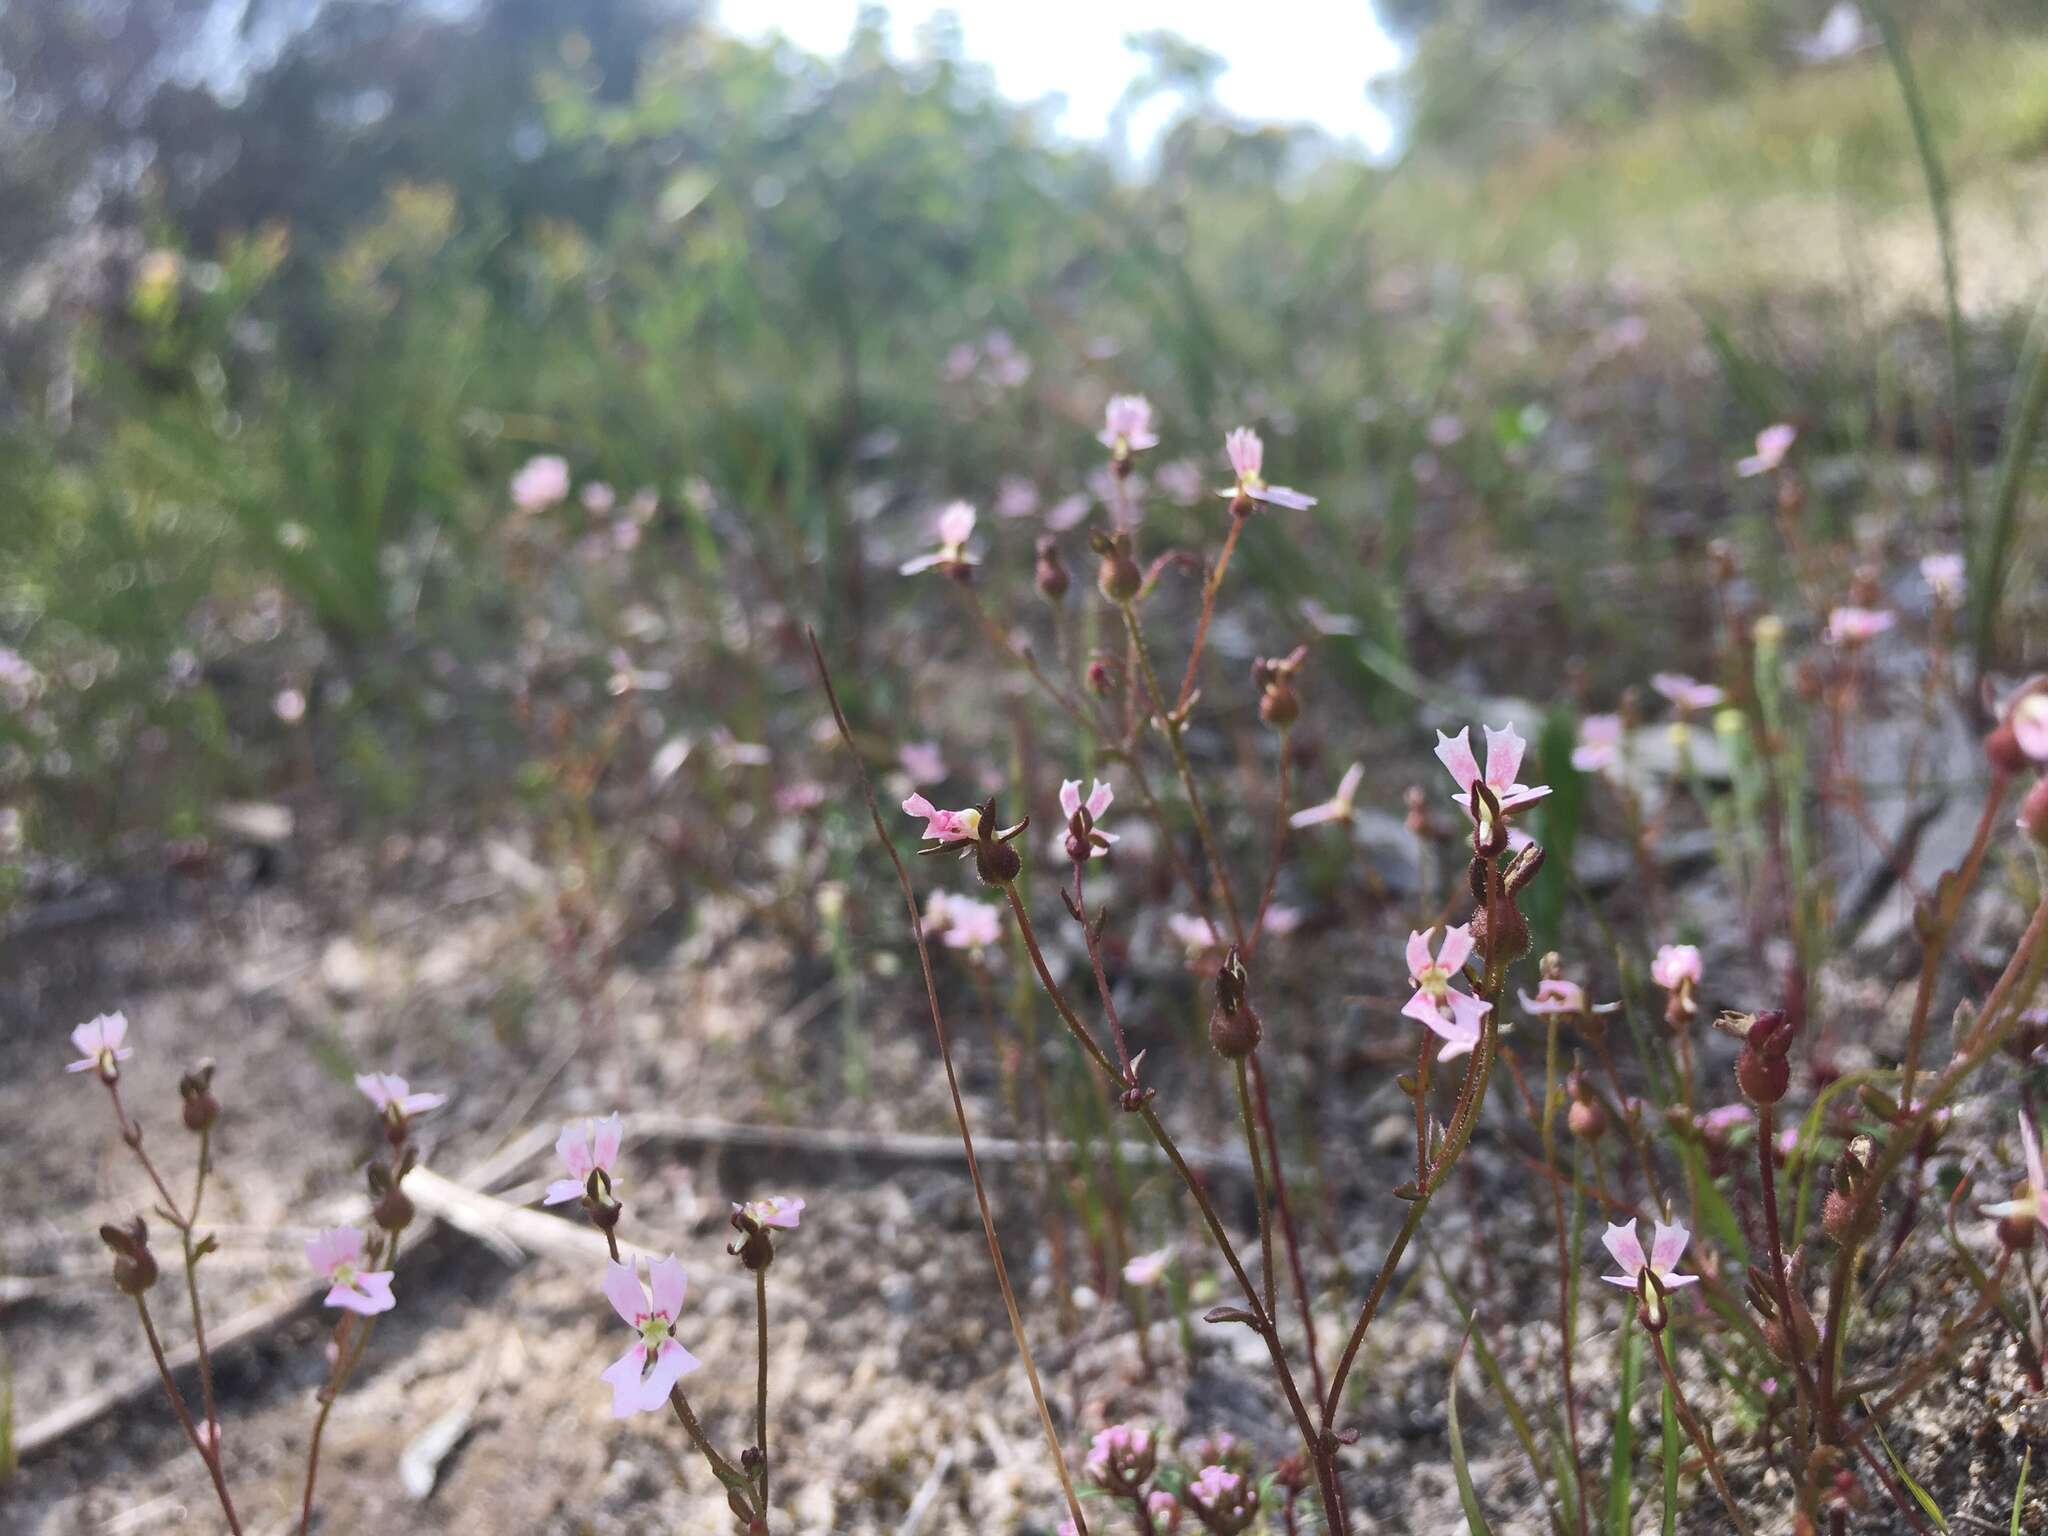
[1336,762,1365,804]
[69,1020,104,1058]
[602,1260,646,1327]
[936,502,976,547]
[2015,697,2048,763]
[543,1177,587,1206]
[1447,990,1493,1034]
[1085,779,1114,819]
[1059,779,1082,819]
[1601,1221,1646,1276]
[1649,1220,1691,1273]
[325,1282,386,1316]
[593,1111,623,1170]
[1660,1274,1700,1289]
[98,1013,128,1050]
[1599,1272,1640,1289]
[400,1092,447,1115]
[601,1344,651,1418]
[903,793,937,820]
[1289,800,1347,828]
[639,1336,702,1409]
[1481,724,1526,790]
[898,552,944,575]
[1436,924,1475,976]
[1400,989,1445,1030]
[64,1057,97,1073]
[1404,930,1433,980]
[649,1255,687,1320]
[305,1227,362,1278]
[1434,729,1482,794]
[1253,483,1317,511]
[555,1123,594,1181]
[351,1271,397,1312]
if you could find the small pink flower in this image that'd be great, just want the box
[1167,913,1223,956]
[899,501,979,575]
[307,1227,396,1316]
[1122,1247,1172,1287]
[1735,424,1796,478]
[1059,776,1118,859]
[1218,427,1317,511]
[2011,694,2048,763]
[1086,1423,1152,1479]
[546,1112,624,1206]
[1571,714,1624,774]
[581,481,616,515]
[899,741,948,785]
[1922,553,1966,604]
[1434,724,1552,822]
[733,1195,805,1230]
[1695,1103,1755,1137]
[1403,926,1491,1061]
[67,1012,133,1077]
[1147,1491,1184,1531]
[773,780,826,814]
[938,896,1003,950]
[1983,1111,2048,1232]
[355,1072,447,1125]
[1098,394,1160,455]
[1260,904,1303,938]
[600,1256,703,1417]
[995,476,1040,520]
[1519,977,1588,1017]
[1825,606,1894,647]
[1188,1464,1255,1527]
[902,793,980,846]
[1046,492,1090,531]
[1600,1218,1699,1292]
[1156,458,1205,505]
[1291,762,1364,829]
[511,454,571,512]
[1651,673,1725,713]
[273,687,307,724]
[1650,944,1703,991]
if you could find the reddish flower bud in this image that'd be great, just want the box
[1208,949,1263,1060]
[1034,536,1069,602]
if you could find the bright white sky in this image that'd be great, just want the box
[715,1,1400,157]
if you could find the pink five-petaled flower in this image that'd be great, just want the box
[545,1112,625,1206]
[599,1256,703,1417]
[1571,714,1624,775]
[1059,776,1117,860]
[510,454,570,512]
[1922,553,1966,605]
[1218,427,1317,511]
[354,1072,447,1126]
[1735,423,1796,478]
[67,1012,133,1078]
[898,501,979,576]
[1291,761,1364,829]
[733,1195,805,1230]
[1600,1218,1699,1294]
[307,1227,396,1316]
[1983,1111,2048,1236]
[1435,724,1553,824]
[1122,1246,1172,1287]
[1403,925,1492,1062]
[1651,672,1726,713]
[902,793,981,846]
[1825,606,1894,647]
[1650,944,1703,992]
[1098,394,1160,456]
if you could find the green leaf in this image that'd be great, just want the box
[1660,1381,1679,1536]
[1607,1313,1639,1536]
[2013,1445,2031,1536]
[1865,1398,1948,1532]
[1449,1327,1496,1536]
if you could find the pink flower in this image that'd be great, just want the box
[581,482,617,515]
[1218,427,1317,511]
[1291,762,1364,829]
[2011,694,2048,763]
[1519,977,1588,1017]
[599,1256,703,1417]
[899,501,979,575]
[995,477,1040,520]
[307,1227,396,1316]
[1086,1424,1152,1479]
[1922,553,1966,604]
[1651,673,1725,713]
[1600,1218,1699,1292]
[511,454,571,512]
[1155,458,1205,505]
[1167,913,1223,956]
[273,688,307,724]
[902,793,980,846]
[355,1072,447,1126]
[546,1113,624,1206]
[1735,424,1796,477]
[1983,1112,2048,1233]
[1122,1247,1172,1287]
[1403,926,1492,1061]
[1046,492,1090,531]
[899,741,948,785]
[67,1012,133,1077]
[1434,724,1552,822]
[773,780,826,815]
[1059,776,1118,859]
[1695,1103,1755,1137]
[938,896,1003,950]
[1147,1491,1184,1531]
[733,1195,805,1230]
[1098,394,1160,455]
[1825,607,1894,647]
[1261,904,1303,938]
[1188,1464,1255,1526]
[1571,714,1624,774]
[1650,944,1702,991]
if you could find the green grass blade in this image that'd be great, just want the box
[2013,1445,2031,1536]
[1866,1397,1949,1532]
[1660,1380,1679,1536]
[1449,1327,1497,1536]
[1432,1249,1555,1514]
[1971,282,2048,674]
[1607,1313,1640,1536]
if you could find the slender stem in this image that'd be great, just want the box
[1235,1060,1277,1321]
[183,1127,220,1456]
[1899,773,2007,1104]
[1247,726,1292,961]
[136,1294,243,1534]
[104,1080,188,1228]
[1648,1327,1757,1536]
[1250,1052,1328,1409]
[1176,514,1245,713]
[755,1265,770,1512]
[301,1229,400,1536]
[668,1386,754,1491]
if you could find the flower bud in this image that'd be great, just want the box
[1086,657,1115,696]
[1092,530,1142,604]
[1821,1136,1879,1247]
[1251,646,1308,730]
[179,1060,220,1134]
[1208,949,1263,1060]
[1729,1009,1796,1106]
[1567,1073,1606,1142]
[1034,536,1069,602]
[100,1217,159,1296]
[1467,898,1529,969]
[971,803,1025,887]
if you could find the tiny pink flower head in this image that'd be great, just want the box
[1922,552,1966,605]
[1651,673,1725,713]
[1291,761,1364,829]
[1086,1423,1153,1481]
[1518,977,1588,1018]
[1695,1103,1755,1138]
[1058,1523,1078,1536]
[1571,714,1624,775]
[899,501,979,576]
[510,454,571,512]
[1167,913,1223,957]
[580,481,616,515]
[1983,1111,2048,1234]
[1735,423,1796,478]
[546,1112,625,1206]
[307,1226,396,1316]
[901,793,981,846]
[355,1072,448,1126]
[1059,776,1118,860]
[1122,1246,1172,1287]
[273,687,307,724]
[1188,1464,1255,1527]
[1218,426,1317,510]
[2010,693,2048,764]
[1600,1218,1699,1293]
[939,896,1003,950]
[1650,944,1703,992]
[1147,1491,1184,1531]
[1435,724,1552,821]
[1403,925,1492,1062]
[1825,606,1894,647]
[599,1256,703,1417]
[67,1011,133,1078]
[733,1195,805,1230]
[1098,394,1159,455]
[899,740,948,786]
